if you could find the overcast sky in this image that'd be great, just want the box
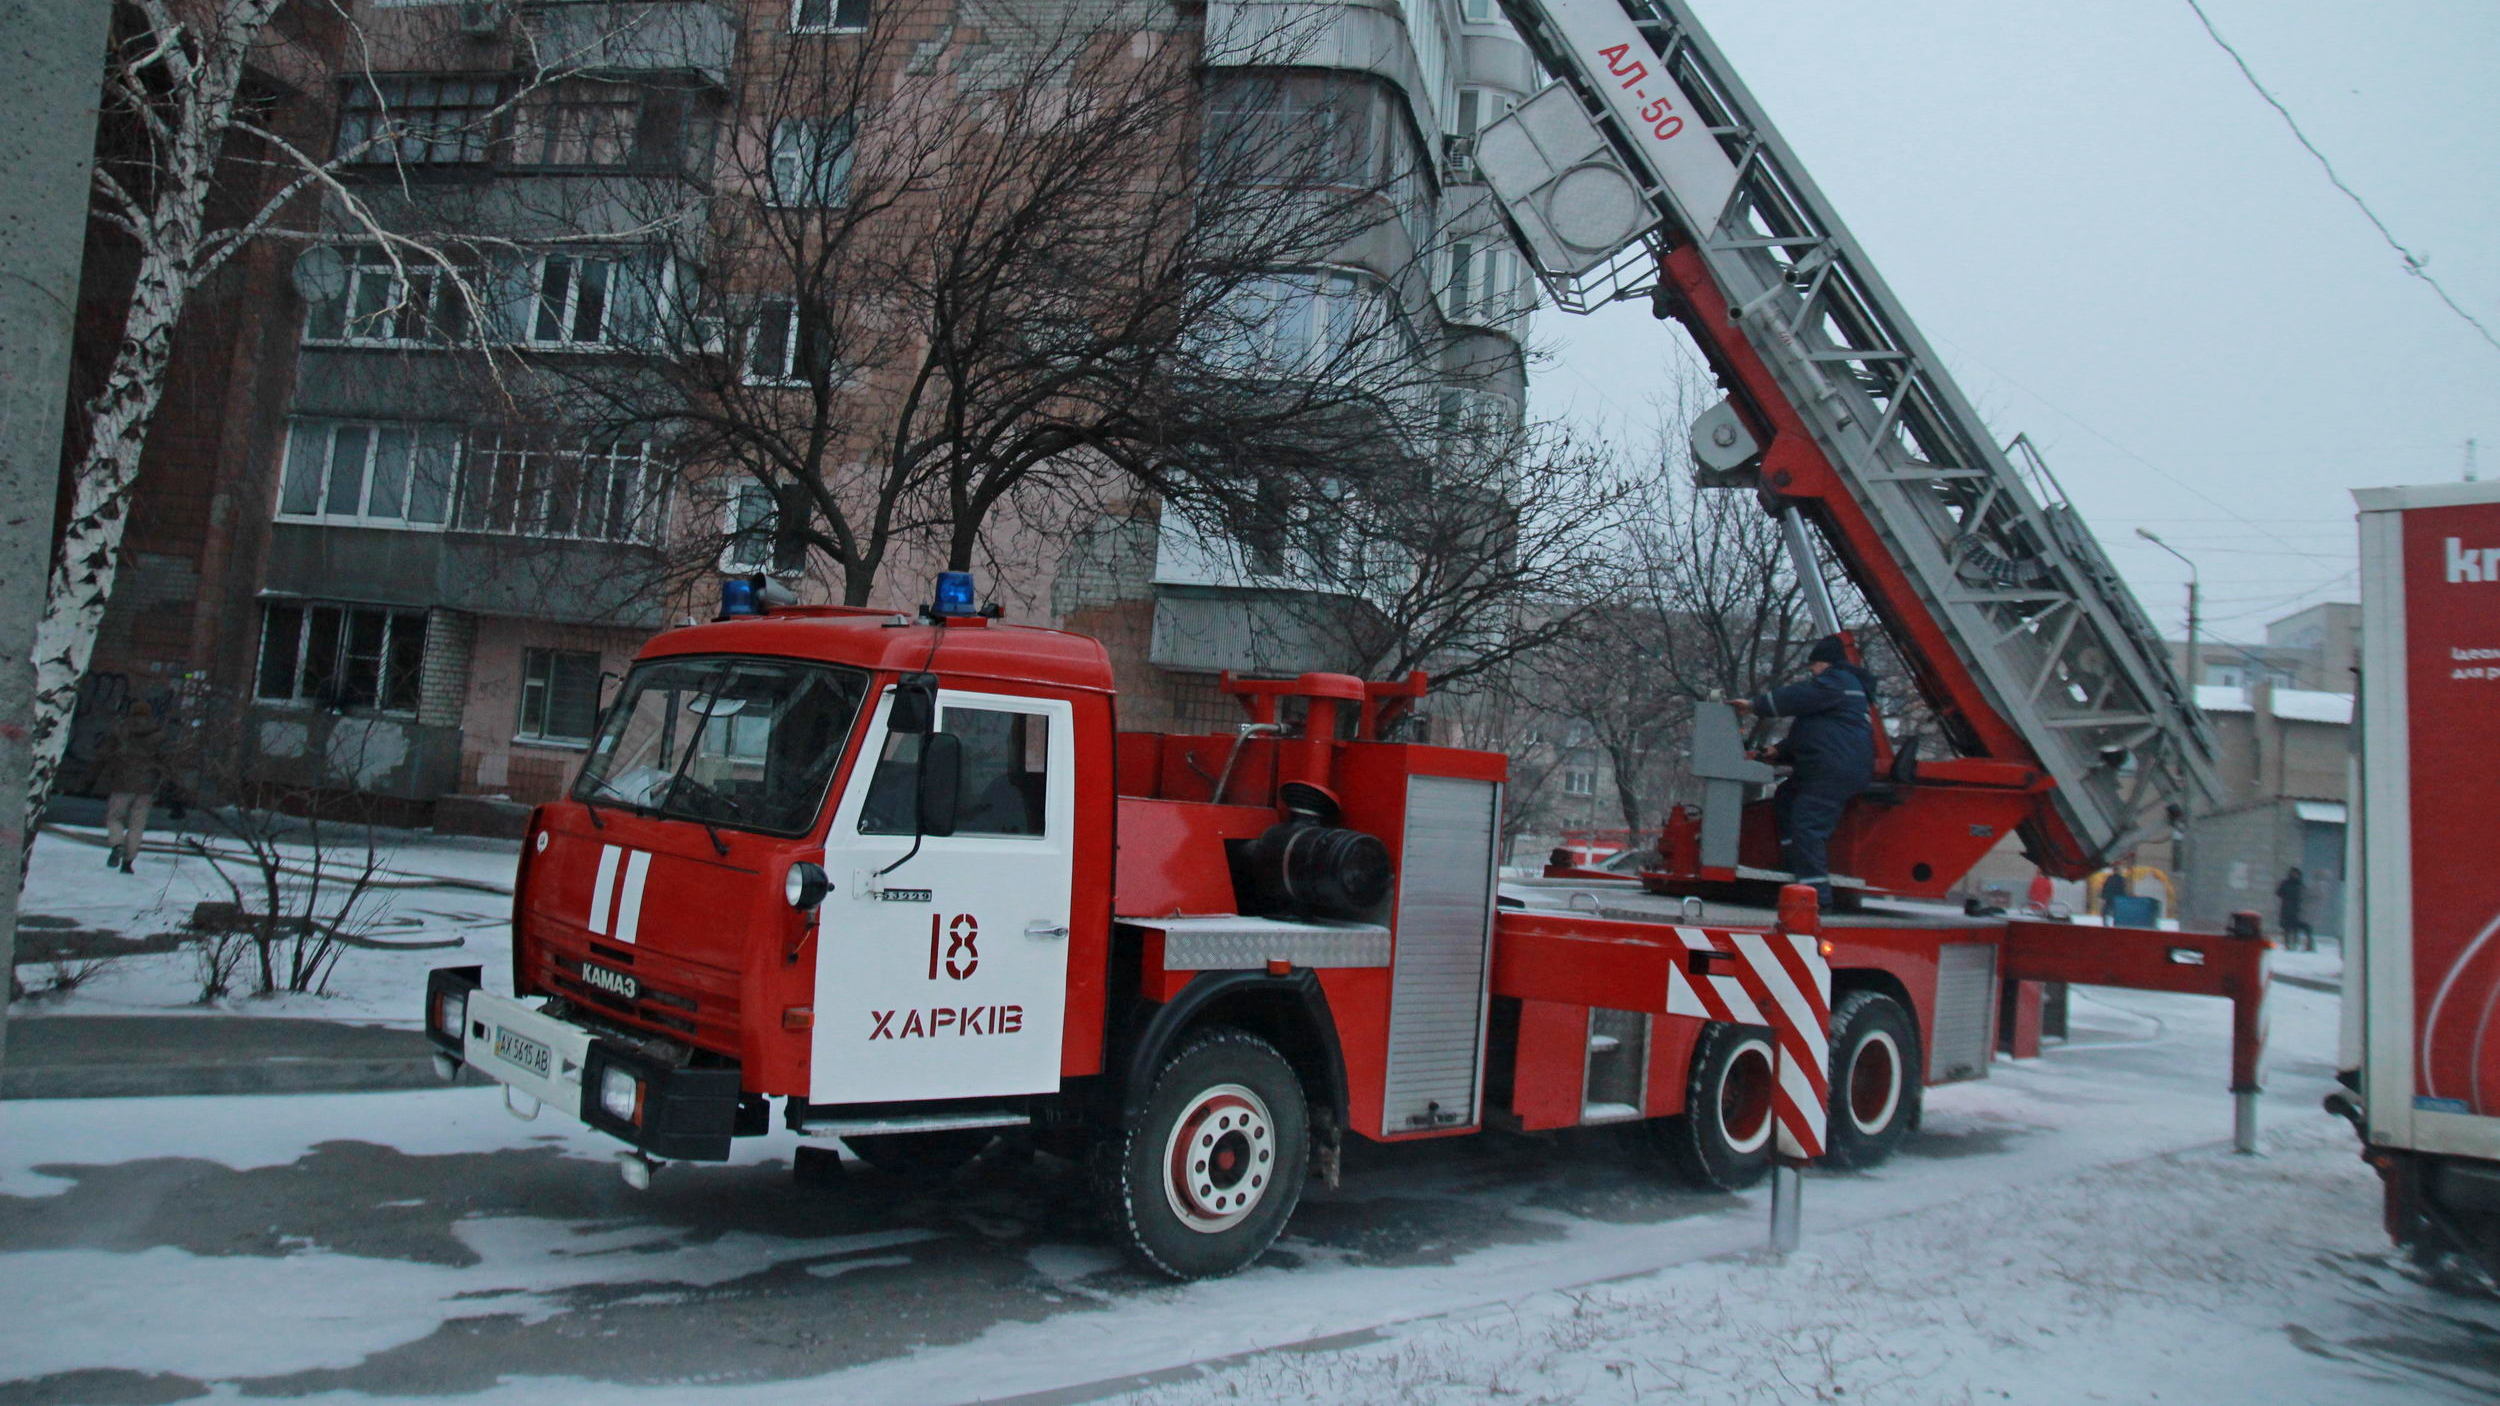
[1531,0,2500,659]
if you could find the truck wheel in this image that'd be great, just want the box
[1824,990,1921,1169]
[1653,1021,1777,1191]
[1103,1028,1309,1280]
[846,1129,994,1180]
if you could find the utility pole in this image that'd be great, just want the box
[0,0,113,1066]
[2137,527,2200,916]
[2466,438,2479,483]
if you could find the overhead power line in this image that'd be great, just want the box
[2184,0,2500,360]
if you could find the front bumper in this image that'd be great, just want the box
[425,966,741,1161]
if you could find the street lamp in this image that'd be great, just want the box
[2135,527,2200,689]
[2135,526,2200,924]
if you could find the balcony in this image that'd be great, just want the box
[522,2,737,87]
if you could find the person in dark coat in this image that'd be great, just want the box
[94,701,171,873]
[2276,867,2311,952]
[1733,635,1876,906]
[2099,864,2134,913]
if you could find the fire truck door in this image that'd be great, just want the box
[810,688,1075,1104]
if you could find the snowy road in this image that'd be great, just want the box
[4,963,2497,1404]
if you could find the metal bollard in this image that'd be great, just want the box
[2226,909,2268,1155]
[1768,1162,1803,1255]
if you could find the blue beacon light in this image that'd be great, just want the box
[933,571,979,617]
[718,578,762,618]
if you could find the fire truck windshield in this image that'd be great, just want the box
[572,656,869,836]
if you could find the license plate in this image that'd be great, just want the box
[493,1026,552,1078]
[579,962,640,1002]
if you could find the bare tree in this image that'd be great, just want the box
[1498,394,1824,839]
[1440,680,1569,864]
[175,682,395,1000]
[1178,417,1645,692]
[35,0,301,847]
[526,4,1522,615]
[30,0,595,846]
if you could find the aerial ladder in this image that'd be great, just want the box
[1479,0,2218,887]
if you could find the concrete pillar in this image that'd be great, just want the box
[0,0,112,1058]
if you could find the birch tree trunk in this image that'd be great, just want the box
[23,0,282,848]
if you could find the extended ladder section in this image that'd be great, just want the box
[1482,0,2218,873]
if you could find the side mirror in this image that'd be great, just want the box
[889,674,938,735]
[916,732,961,837]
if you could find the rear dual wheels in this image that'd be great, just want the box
[1102,1028,1309,1280]
[1651,991,1920,1189]
[1824,990,1919,1170]
[1653,1022,1780,1191]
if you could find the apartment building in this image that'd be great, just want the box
[1061,0,1543,732]
[77,0,1544,824]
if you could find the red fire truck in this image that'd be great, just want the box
[425,0,2272,1280]
[2339,480,2500,1285]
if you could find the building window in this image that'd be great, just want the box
[744,296,837,383]
[337,75,503,165]
[1204,72,1432,248]
[1562,766,1596,797]
[303,246,476,346]
[791,0,868,33]
[1204,271,1411,380]
[484,251,665,348]
[722,481,806,573]
[510,78,658,169]
[256,602,429,712]
[1460,0,1501,21]
[276,420,459,528]
[770,117,856,206]
[518,647,603,744]
[1446,238,1525,324]
[529,256,621,345]
[460,435,667,545]
[1451,87,1512,140]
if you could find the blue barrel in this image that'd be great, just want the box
[2105,894,2161,929]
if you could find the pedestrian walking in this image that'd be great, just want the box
[1731,634,1877,907]
[94,701,171,873]
[2277,866,2312,952]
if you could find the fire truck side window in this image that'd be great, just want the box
[858,705,1049,837]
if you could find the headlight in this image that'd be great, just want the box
[784,861,831,911]
[599,1066,643,1123]
[432,989,468,1041]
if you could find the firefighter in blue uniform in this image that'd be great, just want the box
[1733,635,1876,906]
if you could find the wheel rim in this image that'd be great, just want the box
[1162,1082,1277,1234]
[1717,1038,1776,1155]
[1847,1029,1903,1134]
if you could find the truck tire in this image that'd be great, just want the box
[1103,1028,1309,1280]
[1652,1021,1777,1191]
[846,1129,994,1180]
[1824,990,1921,1169]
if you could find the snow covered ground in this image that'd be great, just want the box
[5,940,2494,1404]
[1114,1118,2465,1405]
[13,822,519,1023]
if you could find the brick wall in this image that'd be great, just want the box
[459,616,645,801]
[419,609,477,728]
